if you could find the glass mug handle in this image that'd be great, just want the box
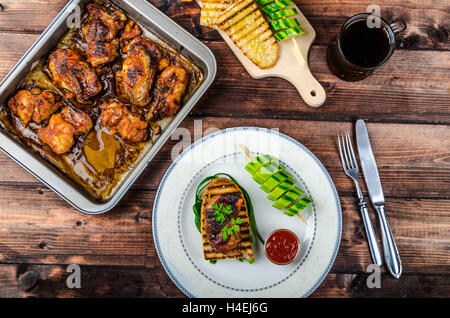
[389,20,407,35]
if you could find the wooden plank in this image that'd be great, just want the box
[0,186,153,267]
[311,273,450,298]
[0,119,448,198]
[0,264,184,298]
[0,34,448,123]
[0,0,67,32]
[0,0,448,50]
[197,42,450,123]
[0,263,448,297]
[334,196,450,274]
[0,184,448,274]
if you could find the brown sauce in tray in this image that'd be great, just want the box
[0,0,204,200]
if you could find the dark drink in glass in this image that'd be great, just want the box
[327,13,406,81]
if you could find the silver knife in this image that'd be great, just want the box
[356,119,402,279]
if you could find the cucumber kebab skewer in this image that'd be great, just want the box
[255,0,306,41]
[238,145,312,224]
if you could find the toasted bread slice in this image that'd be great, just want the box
[217,0,279,68]
[200,0,234,27]
[200,177,254,261]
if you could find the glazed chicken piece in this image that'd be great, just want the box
[86,2,127,38]
[148,66,189,120]
[82,18,114,43]
[8,89,60,125]
[49,49,102,103]
[100,100,148,143]
[38,106,93,155]
[120,20,142,47]
[82,19,119,67]
[116,42,156,107]
[59,105,93,133]
[87,38,120,67]
[123,36,169,71]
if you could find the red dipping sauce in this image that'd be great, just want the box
[265,229,299,265]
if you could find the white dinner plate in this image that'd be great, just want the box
[153,127,342,297]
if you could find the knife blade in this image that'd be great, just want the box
[356,119,402,279]
[355,120,384,206]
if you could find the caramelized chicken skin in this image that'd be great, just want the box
[49,49,102,103]
[86,2,127,38]
[38,106,93,154]
[123,37,169,71]
[100,100,148,143]
[60,105,93,134]
[82,18,120,67]
[148,66,189,120]
[82,18,114,43]
[82,2,128,67]
[8,89,60,125]
[87,38,120,67]
[116,42,155,107]
[120,20,142,47]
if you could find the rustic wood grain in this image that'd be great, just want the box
[0,263,448,298]
[0,119,448,198]
[0,33,449,123]
[0,186,152,267]
[0,264,184,298]
[311,273,450,298]
[1,185,448,275]
[0,0,448,298]
[0,0,448,50]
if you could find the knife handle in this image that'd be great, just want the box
[358,198,383,267]
[375,205,402,279]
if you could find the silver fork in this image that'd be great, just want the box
[338,132,383,266]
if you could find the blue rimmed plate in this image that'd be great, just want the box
[153,127,342,297]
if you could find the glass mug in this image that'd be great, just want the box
[327,13,406,81]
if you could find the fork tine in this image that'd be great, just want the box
[343,132,353,169]
[338,134,346,170]
[341,133,351,169]
[346,131,358,169]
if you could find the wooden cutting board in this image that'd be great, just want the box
[195,0,326,107]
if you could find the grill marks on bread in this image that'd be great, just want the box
[200,177,254,261]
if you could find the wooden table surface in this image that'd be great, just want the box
[0,0,449,298]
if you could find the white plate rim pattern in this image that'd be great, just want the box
[152,127,342,297]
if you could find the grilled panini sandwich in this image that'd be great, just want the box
[200,0,234,27]
[217,0,279,69]
[200,177,255,261]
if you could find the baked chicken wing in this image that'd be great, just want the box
[100,100,148,143]
[8,89,60,125]
[82,18,114,43]
[86,2,127,38]
[82,19,119,67]
[120,20,142,47]
[116,42,155,107]
[38,106,93,154]
[123,37,169,71]
[49,49,102,103]
[87,38,120,67]
[148,66,189,120]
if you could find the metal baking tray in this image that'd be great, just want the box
[0,0,216,214]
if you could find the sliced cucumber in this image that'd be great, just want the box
[274,26,305,41]
[284,196,312,215]
[252,161,285,184]
[269,17,300,31]
[255,0,275,5]
[262,0,295,14]
[268,8,298,19]
[260,170,292,193]
[267,179,295,201]
[273,186,304,210]
[245,154,275,175]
